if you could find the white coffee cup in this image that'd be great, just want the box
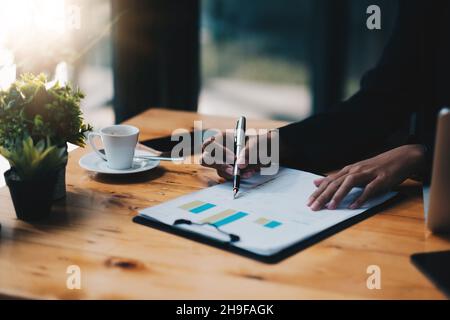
[88,125,139,170]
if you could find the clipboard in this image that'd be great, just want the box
[133,194,401,264]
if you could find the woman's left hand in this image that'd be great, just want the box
[307,144,426,211]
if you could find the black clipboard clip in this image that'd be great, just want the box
[173,219,240,243]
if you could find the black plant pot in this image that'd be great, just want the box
[52,146,68,201]
[4,169,58,221]
[52,163,67,201]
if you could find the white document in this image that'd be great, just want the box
[138,168,397,256]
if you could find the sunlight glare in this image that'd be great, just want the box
[0,48,16,90]
[0,0,68,54]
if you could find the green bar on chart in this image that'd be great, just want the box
[179,200,204,210]
[201,209,236,224]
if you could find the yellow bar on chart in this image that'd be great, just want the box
[255,218,270,225]
[201,209,236,224]
[179,200,204,210]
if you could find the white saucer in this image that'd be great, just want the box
[79,150,160,174]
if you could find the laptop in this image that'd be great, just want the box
[414,108,450,297]
[424,108,450,233]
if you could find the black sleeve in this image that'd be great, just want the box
[278,0,426,173]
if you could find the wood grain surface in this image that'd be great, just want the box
[0,108,449,299]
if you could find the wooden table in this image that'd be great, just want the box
[0,108,449,299]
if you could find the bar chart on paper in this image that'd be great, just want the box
[178,200,283,229]
[138,168,397,256]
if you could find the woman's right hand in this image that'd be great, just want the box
[201,131,273,180]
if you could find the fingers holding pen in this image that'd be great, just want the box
[202,136,235,167]
[202,133,258,180]
[201,129,262,181]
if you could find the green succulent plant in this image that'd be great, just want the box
[0,136,67,181]
[0,73,91,181]
[0,73,92,150]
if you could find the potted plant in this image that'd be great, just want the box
[0,73,92,200]
[0,137,67,221]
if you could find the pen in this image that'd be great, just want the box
[233,116,246,199]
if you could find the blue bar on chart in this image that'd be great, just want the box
[264,221,282,229]
[213,211,248,227]
[255,217,282,229]
[179,200,217,214]
[189,203,216,214]
[201,209,236,224]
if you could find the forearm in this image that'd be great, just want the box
[277,0,425,173]
[278,105,411,173]
[406,144,428,181]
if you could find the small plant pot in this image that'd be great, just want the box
[4,169,58,221]
[52,146,68,201]
[52,163,67,201]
